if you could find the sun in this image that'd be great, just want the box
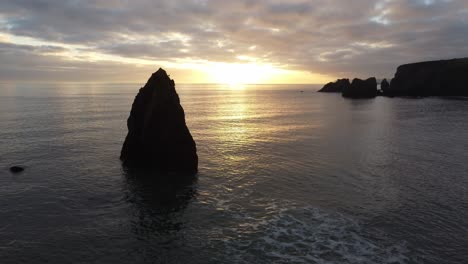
[210,62,276,86]
[186,60,333,85]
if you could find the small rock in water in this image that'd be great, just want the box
[9,166,24,173]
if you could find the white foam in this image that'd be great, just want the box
[216,204,412,264]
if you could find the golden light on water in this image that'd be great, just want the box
[213,91,250,165]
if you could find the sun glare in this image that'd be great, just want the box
[210,62,276,87]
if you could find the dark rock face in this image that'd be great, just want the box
[120,68,198,174]
[342,77,377,98]
[386,58,468,97]
[9,166,24,173]
[318,78,350,93]
[381,78,390,92]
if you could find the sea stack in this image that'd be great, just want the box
[381,78,390,91]
[342,77,378,98]
[120,68,198,174]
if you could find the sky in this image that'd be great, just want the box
[0,0,467,84]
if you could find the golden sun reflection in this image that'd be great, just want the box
[226,98,248,122]
[213,90,251,164]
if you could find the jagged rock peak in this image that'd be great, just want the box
[120,68,198,174]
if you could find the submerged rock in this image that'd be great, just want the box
[120,68,198,174]
[386,58,468,97]
[342,77,377,98]
[318,79,350,93]
[9,166,24,173]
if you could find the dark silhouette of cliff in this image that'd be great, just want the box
[318,77,377,98]
[386,58,468,97]
[319,58,468,98]
[318,78,350,93]
[120,68,198,174]
[342,78,377,98]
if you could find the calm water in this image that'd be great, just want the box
[1,83,467,264]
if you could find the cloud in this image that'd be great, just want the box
[0,41,211,83]
[0,0,467,82]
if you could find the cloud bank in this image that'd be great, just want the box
[0,0,467,83]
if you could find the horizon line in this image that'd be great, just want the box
[0,81,326,85]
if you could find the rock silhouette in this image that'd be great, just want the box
[381,78,390,92]
[120,68,198,174]
[9,166,24,173]
[386,58,468,97]
[318,78,350,93]
[342,77,377,98]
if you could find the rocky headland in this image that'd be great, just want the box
[318,78,350,93]
[386,58,468,97]
[318,57,468,98]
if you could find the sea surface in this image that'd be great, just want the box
[0,83,467,264]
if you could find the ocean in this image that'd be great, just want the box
[1,83,467,263]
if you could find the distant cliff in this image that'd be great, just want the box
[318,79,350,93]
[318,78,377,98]
[342,78,377,98]
[386,58,468,97]
[318,58,468,98]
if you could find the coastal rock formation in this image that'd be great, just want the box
[318,78,350,93]
[342,77,377,98]
[386,58,468,97]
[381,78,390,92]
[120,68,198,174]
[9,166,24,173]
